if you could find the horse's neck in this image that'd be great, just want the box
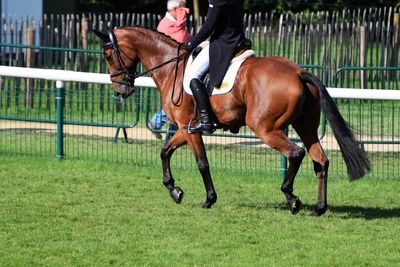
[131,29,182,91]
[138,42,173,71]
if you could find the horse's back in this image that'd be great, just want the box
[240,56,302,78]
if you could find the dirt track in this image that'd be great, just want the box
[1,120,399,152]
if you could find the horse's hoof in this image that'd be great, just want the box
[201,198,216,209]
[288,197,302,215]
[201,202,213,209]
[310,207,327,217]
[202,202,211,208]
[170,187,184,204]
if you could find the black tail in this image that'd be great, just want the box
[299,71,371,180]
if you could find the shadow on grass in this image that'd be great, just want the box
[238,202,400,219]
[327,205,400,220]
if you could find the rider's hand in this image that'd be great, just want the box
[185,42,195,52]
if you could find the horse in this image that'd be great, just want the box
[94,26,370,216]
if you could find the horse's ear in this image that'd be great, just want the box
[93,29,110,42]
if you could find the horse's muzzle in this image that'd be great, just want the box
[114,84,135,101]
[113,92,124,103]
[122,84,135,98]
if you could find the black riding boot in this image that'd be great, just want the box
[185,79,215,134]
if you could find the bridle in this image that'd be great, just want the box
[103,29,188,99]
[103,30,138,88]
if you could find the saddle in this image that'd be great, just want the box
[188,38,254,94]
[191,38,252,61]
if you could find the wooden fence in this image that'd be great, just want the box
[0,6,399,86]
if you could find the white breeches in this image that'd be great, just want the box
[183,44,210,89]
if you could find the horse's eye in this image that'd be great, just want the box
[105,53,112,62]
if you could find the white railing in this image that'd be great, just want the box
[1,66,400,100]
[0,66,156,87]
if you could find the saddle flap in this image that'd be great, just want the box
[184,49,255,96]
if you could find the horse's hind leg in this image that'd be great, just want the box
[281,143,306,214]
[255,129,305,214]
[309,142,329,216]
[293,122,329,216]
[160,129,188,204]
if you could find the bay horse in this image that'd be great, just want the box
[94,27,370,216]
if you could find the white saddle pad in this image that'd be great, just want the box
[183,49,255,95]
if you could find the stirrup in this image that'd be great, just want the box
[184,122,215,134]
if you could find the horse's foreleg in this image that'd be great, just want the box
[256,129,304,214]
[185,133,217,208]
[160,129,187,204]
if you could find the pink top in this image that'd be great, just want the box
[157,8,191,44]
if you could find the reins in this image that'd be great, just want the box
[171,43,187,106]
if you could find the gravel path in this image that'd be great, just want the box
[1,120,399,152]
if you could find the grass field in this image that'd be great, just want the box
[0,154,399,266]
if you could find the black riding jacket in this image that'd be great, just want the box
[187,0,245,87]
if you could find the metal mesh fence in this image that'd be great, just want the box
[1,74,399,179]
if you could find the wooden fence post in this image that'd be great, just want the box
[391,13,399,80]
[81,16,88,50]
[360,25,366,89]
[394,13,399,46]
[25,27,35,108]
[193,0,200,33]
[81,16,88,72]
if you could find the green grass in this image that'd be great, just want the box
[1,155,399,266]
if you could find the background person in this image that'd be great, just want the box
[149,0,191,139]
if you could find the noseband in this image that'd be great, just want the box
[103,30,138,89]
[103,29,188,97]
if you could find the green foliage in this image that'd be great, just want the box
[79,0,167,13]
[243,0,398,13]
[77,0,398,14]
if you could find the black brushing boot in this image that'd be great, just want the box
[185,79,215,134]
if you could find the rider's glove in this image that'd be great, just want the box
[186,41,195,53]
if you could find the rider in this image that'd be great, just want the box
[185,0,245,134]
